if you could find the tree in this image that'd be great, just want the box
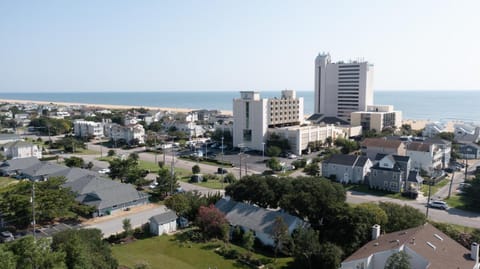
[153,166,179,198]
[303,163,320,176]
[0,247,16,269]
[52,229,118,269]
[86,161,94,170]
[107,149,115,157]
[273,216,290,259]
[55,136,86,153]
[192,164,201,174]
[165,193,190,217]
[379,202,426,233]
[325,136,333,147]
[266,146,281,157]
[384,252,411,269]
[292,227,321,269]
[266,157,282,171]
[122,218,133,238]
[64,156,85,168]
[5,236,67,269]
[195,205,229,240]
[242,230,255,252]
[223,173,236,183]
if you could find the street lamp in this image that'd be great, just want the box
[262,142,265,160]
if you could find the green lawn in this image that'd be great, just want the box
[112,235,292,269]
[0,177,17,189]
[74,149,100,155]
[179,176,227,190]
[345,184,411,201]
[420,177,450,196]
[445,193,480,213]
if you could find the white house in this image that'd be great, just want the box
[149,210,177,235]
[104,123,145,145]
[321,154,372,184]
[423,122,447,137]
[406,142,443,176]
[73,120,104,139]
[2,141,42,159]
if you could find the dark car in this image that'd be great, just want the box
[217,168,228,174]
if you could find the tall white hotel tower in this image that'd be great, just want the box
[314,53,374,122]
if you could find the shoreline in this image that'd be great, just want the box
[0,98,464,131]
[0,98,233,116]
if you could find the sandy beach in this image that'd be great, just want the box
[402,119,461,132]
[0,98,233,116]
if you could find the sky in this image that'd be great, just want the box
[0,0,479,92]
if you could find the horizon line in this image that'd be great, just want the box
[1,89,480,93]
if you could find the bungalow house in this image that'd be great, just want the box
[340,223,480,269]
[361,138,406,160]
[0,157,40,176]
[20,162,70,181]
[63,174,150,216]
[458,143,480,159]
[215,198,306,247]
[369,154,411,193]
[321,154,372,184]
[2,140,42,159]
[149,210,178,235]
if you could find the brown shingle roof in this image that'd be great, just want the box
[406,142,431,152]
[343,223,476,269]
[361,138,403,149]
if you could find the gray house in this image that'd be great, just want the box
[215,198,306,247]
[20,162,70,181]
[321,154,372,184]
[458,143,480,159]
[369,154,411,193]
[0,157,40,176]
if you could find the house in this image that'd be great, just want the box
[63,174,150,216]
[104,123,145,145]
[0,157,41,176]
[149,210,178,235]
[455,123,480,144]
[422,122,447,137]
[405,141,443,176]
[2,141,42,159]
[361,138,406,160]
[369,154,411,193]
[458,143,480,160]
[340,223,480,269]
[215,198,306,247]
[73,120,104,139]
[321,154,372,184]
[405,170,424,192]
[20,162,70,181]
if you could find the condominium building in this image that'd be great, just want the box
[73,120,104,139]
[314,53,374,122]
[104,123,145,145]
[351,105,402,132]
[233,90,303,151]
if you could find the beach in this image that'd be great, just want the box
[0,98,233,116]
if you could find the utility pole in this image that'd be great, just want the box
[170,137,175,194]
[426,181,432,218]
[239,152,242,179]
[154,135,157,164]
[32,182,36,243]
[221,136,224,187]
[447,171,455,199]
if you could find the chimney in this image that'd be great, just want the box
[471,242,479,263]
[372,224,381,240]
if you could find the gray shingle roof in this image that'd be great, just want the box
[49,167,99,182]
[323,154,370,167]
[407,170,424,183]
[21,162,69,178]
[2,140,35,148]
[0,157,40,173]
[215,198,304,236]
[374,153,410,163]
[150,210,177,225]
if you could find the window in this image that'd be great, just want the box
[243,129,252,141]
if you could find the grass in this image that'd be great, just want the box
[445,193,480,213]
[420,177,450,196]
[0,177,17,189]
[112,234,292,269]
[345,184,412,200]
[179,176,227,190]
[74,149,100,155]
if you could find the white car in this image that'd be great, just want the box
[428,200,448,210]
[149,181,159,189]
[98,168,110,174]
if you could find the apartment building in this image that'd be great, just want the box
[314,53,374,122]
[73,120,104,139]
[351,105,402,132]
[104,123,145,145]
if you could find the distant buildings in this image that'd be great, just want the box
[351,105,402,132]
[423,122,447,137]
[314,53,374,122]
[233,90,304,151]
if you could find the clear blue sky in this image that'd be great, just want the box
[1,0,479,92]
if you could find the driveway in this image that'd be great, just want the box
[84,204,167,238]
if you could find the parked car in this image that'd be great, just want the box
[149,181,158,189]
[0,231,14,243]
[444,167,454,173]
[428,200,449,210]
[459,182,472,189]
[98,168,110,174]
[217,168,228,174]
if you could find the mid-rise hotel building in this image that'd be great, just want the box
[314,53,374,122]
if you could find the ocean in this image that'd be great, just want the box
[0,91,478,122]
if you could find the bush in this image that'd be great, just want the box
[216,247,240,259]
